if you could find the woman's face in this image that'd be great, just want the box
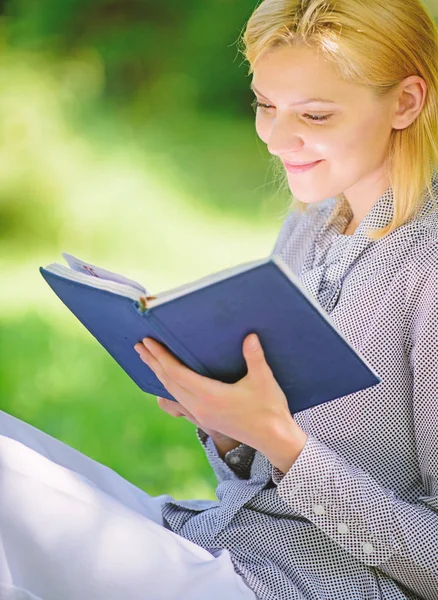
[251,44,397,206]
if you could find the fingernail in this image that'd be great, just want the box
[143,338,152,350]
[248,334,260,350]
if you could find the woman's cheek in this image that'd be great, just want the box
[255,118,271,144]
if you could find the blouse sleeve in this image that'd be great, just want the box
[196,428,256,482]
[271,260,438,600]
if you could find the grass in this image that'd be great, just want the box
[0,311,219,500]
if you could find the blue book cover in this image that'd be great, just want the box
[40,254,381,415]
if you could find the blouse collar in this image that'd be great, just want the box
[299,173,438,313]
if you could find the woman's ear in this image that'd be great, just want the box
[392,75,428,130]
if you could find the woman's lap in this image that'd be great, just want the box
[0,410,257,600]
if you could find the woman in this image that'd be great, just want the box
[1,0,437,598]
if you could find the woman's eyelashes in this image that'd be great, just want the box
[250,99,332,123]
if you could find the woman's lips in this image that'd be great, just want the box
[284,160,323,174]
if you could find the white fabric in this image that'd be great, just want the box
[0,410,257,600]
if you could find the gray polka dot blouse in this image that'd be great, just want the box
[161,175,438,600]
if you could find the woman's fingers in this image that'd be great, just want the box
[157,396,185,417]
[157,396,197,421]
[137,337,226,398]
[157,397,202,428]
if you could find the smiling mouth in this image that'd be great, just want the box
[284,160,321,167]
[283,160,324,173]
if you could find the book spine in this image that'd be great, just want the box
[146,310,214,377]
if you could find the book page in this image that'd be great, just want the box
[43,263,143,302]
[44,255,269,309]
[62,253,148,294]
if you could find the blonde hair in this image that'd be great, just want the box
[239,0,438,240]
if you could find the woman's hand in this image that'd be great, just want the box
[156,396,243,457]
[134,333,308,473]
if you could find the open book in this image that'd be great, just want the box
[40,252,381,415]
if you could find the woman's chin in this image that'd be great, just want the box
[290,191,330,205]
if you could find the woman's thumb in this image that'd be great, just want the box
[243,334,270,378]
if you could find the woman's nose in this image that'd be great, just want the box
[266,116,305,157]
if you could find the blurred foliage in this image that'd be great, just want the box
[0,0,290,498]
[0,0,291,258]
[5,0,255,115]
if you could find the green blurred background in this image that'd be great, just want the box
[0,0,292,500]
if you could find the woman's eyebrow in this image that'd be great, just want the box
[250,83,337,106]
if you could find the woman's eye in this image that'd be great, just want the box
[303,114,331,123]
[251,99,273,113]
[251,99,331,123]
